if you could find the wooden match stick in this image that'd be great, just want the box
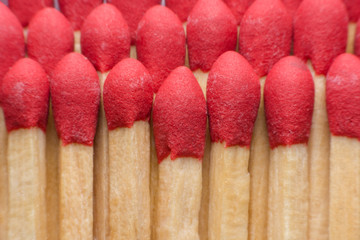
[58,0,102,53]
[343,0,360,53]
[103,58,153,240]
[238,1,292,239]
[107,0,160,59]
[0,4,25,239]
[356,19,360,56]
[294,1,348,238]
[51,52,100,240]
[265,56,314,240]
[207,51,260,240]
[2,58,49,240]
[153,66,206,240]
[326,53,360,240]
[80,4,131,240]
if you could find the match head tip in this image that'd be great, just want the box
[27,7,74,76]
[282,0,302,16]
[326,53,360,140]
[51,52,100,146]
[223,0,254,24]
[264,56,314,148]
[166,0,197,22]
[81,4,131,73]
[136,5,185,93]
[207,51,260,147]
[2,58,49,132]
[187,0,237,71]
[239,0,292,77]
[294,0,348,75]
[103,58,153,130]
[153,66,207,162]
[344,0,360,22]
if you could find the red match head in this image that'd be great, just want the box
[0,2,25,81]
[51,53,100,146]
[58,0,102,30]
[207,51,260,147]
[107,0,161,44]
[136,5,185,93]
[166,0,197,22]
[326,53,360,140]
[239,0,292,77]
[223,0,254,24]
[343,0,360,22]
[187,0,237,72]
[356,19,360,57]
[2,58,49,132]
[153,66,207,162]
[294,0,348,75]
[8,0,53,27]
[27,8,74,76]
[282,0,302,16]
[103,58,153,130]
[81,4,131,73]
[264,56,314,148]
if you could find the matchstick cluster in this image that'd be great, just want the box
[0,0,359,240]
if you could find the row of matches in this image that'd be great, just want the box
[1,0,360,240]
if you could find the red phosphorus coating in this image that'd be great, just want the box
[187,0,237,72]
[343,0,360,22]
[107,0,161,44]
[264,56,314,148]
[2,58,49,132]
[103,58,153,130]
[8,0,53,27]
[282,0,302,16]
[356,19,360,56]
[239,0,292,77]
[223,0,254,24]
[27,8,74,76]
[293,0,348,75]
[51,53,100,146]
[207,51,260,147]
[326,53,360,140]
[136,5,186,93]
[81,4,131,73]
[0,2,25,81]
[165,0,197,22]
[58,0,102,30]
[153,66,207,162]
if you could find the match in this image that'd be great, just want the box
[282,0,302,17]
[356,19,360,56]
[343,0,360,53]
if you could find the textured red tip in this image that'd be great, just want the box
[58,0,102,30]
[165,0,197,22]
[223,0,254,24]
[51,53,100,146]
[239,0,292,77]
[356,19,360,57]
[282,0,302,16]
[343,0,360,22]
[207,51,260,147]
[27,8,74,76]
[136,5,185,93]
[2,58,49,132]
[326,53,360,140]
[103,58,153,130]
[153,66,207,162]
[294,0,348,75]
[0,3,25,81]
[8,0,53,27]
[187,0,237,72]
[107,0,160,43]
[81,4,131,73]
[264,56,314,148]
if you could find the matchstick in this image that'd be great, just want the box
[165,0,197,22]
[153,66,206,240]
[356,19,360,56]
[207,51,260,240]
[223,0,253,24]
[108,0,160,59]
[81,4,130,239]
[294,0,348,238]
[343,0,360,53]
[51,53,100,240]
[282,0,302,17]
[327,53,360,240]
[2,58,49,240]
[187,1,237,238]
[0,4,25,239]
[265,56,314,240]
[58,0,102,53]
[103,58,153,240]
[238,1,292,239]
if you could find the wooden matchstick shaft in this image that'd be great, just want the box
[130,45,137,59]
[150,119,158,240]
[74,30,81,53]
[346,22,357,53]
[0,109,7,240]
